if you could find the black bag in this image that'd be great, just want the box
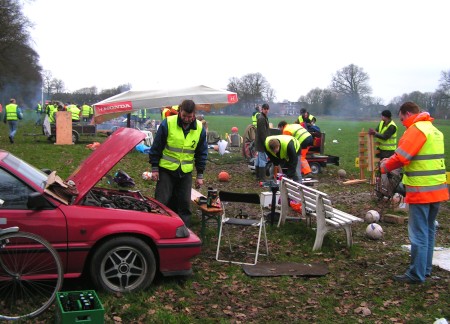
[113,170,135,188]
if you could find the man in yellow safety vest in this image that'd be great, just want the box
[3,98,23,143]
[149,100,208,226]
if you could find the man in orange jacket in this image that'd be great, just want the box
[380,101,449,284]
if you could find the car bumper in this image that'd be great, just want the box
[156,231,202,274]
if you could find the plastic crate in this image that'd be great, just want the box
[55,290,104,324]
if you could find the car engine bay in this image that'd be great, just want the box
[82,188,168,214]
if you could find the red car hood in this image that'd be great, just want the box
[68,127,146,203]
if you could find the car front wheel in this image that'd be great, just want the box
[90,236,156,293]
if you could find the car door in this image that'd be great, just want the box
[0,167,68,269]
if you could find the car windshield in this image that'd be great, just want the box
[3,153,48,189]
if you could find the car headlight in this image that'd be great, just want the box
[176,225,190,238]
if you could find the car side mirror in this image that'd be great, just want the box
[27,192,51,210]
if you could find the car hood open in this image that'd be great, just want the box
[67,127,146,203]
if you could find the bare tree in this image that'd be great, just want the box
[226,72,275,114]
[42,70,53,97]
[438,70,450,93]
[52,79,65,94]
[331,64,372,110]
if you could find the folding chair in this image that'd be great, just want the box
[215,191,268,265]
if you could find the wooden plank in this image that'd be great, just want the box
[342,179,367,185]
[55,111,73,145]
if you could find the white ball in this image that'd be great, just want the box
[142,171,152,180]
[366,223,383,240]
[365,210,380,223]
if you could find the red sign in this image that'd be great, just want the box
[227,94,238,103]
[94,101,133,115]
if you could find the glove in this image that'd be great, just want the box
[368,128,376,135]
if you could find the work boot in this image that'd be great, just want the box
[255,167,261,181]
[258,167,266,182]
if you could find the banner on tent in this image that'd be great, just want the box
[95,101,133,115]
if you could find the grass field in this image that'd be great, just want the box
[1,111,449,323]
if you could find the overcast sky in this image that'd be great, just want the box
[23,0,449,104]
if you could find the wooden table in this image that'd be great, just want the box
[191,189,223,241]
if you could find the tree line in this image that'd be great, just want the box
[227,66,450,118]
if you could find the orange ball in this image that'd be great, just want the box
[218,171,230,182]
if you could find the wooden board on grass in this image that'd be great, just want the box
[342,179,367,185]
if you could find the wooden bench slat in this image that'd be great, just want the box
[278,177,362,251]
[332,209,363,222]
[325,218,343,227]
[324,211,349,225]
[327,212,355,224]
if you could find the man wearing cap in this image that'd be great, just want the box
[369,109,398,159]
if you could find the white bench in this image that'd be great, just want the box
[278,177,363,251]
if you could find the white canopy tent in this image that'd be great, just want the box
[92,85,238,124]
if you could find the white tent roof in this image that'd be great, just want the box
[93,85,238,124]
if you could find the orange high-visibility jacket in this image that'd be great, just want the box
[381,112,448,204]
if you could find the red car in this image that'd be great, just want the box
[0,127,201,293]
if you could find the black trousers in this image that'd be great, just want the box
[155,168,193,227]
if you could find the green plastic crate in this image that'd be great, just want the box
[55,290,104,324]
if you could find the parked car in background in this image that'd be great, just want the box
[0,127,201,293]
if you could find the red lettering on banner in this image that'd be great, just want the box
[227,94,238,103]
[94,101,133,114]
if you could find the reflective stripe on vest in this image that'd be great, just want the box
[82,105,91,116]
[402,121,446,187]
[159,116,202,173]
[284,124,311,144]
[49,106,58,123]
[5,104,18,121]
[70,107,80,120]
[377,120,397,150]
[252,112,260,126]
[265,135,300,161]
[298,113,315,123]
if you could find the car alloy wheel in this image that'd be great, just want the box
[91,236,156,293]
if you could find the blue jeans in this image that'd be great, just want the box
[406,202,440,282]
[8,120,18,138]
[255,152,268,168]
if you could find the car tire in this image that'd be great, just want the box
[310,162,321,175]
[72,130,79,143]
[90,236,156,293]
